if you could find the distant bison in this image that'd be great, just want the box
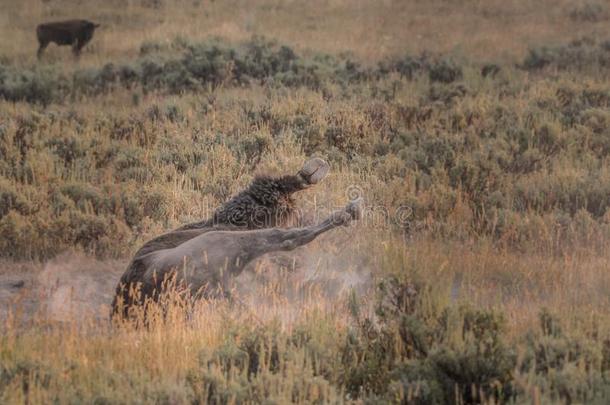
[36,19,100,59]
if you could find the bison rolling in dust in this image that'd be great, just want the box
[112,158,363,320]
[36,19,100,59]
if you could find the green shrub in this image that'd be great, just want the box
[569,2,609,22]
[60,182,106,214]
[0,179,32,218]
[0,210,38,258]
[0,64,64,105]
[428,60,463,84]
[517,310,610,403]
[522,38,610,73]
[46,136,87,166]
[379,54,425,80]
[341,275,516,403]
[187,322,342,404]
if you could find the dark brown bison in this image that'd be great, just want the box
[36,19,100,59]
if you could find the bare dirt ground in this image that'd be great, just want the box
[0,245,371,327]
[0,253,126,324]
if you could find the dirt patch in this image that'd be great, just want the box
[0,253,126,324]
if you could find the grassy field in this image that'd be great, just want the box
[1,0,610,403]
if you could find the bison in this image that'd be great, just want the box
[113,197,363,320]
[110,158,363,320]
[36,19,100,59]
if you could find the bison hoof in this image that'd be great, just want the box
[298,157,329,185]
[331,198,363,226]
[345,197,363,221]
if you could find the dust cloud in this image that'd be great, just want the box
[235,231,373,326]
[0,232,372,327]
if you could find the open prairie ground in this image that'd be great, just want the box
[1,0,610,403]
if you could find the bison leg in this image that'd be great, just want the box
[173,198,361,302]
[251,198,363,255]
[298,157,329,186]
[37,41,49,59]
[72,39,84,57]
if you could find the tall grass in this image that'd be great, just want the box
[2,42,610,258]
[0,0,610,403]
[1,240,609,403]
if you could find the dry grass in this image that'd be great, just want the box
[1,238,609,403]
[2,0,610,65]
[1,0,610,403]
